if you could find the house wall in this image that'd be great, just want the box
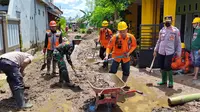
[8,0,33,49]
[176,0,200,50]
[125,3,138,36]
[35,1,47,43]
[7,0,48,50]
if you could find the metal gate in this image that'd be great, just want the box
[138,24,160,68]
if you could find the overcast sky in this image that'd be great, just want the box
[54,0,87,19]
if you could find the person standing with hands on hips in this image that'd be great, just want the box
[154,16,181,88]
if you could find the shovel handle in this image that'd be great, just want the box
[150,56,156,69]
[125,90,143,95]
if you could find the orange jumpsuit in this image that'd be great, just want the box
[171,50,190,73]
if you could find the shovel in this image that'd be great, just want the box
[94,55,124,64]
[146,56,156,73]
[40,52,47,71]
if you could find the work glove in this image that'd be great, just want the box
[43,48,47,54]
[123,52,130,58]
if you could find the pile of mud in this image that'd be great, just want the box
[89,73,119,88]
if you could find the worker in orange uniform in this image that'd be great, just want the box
[171,43,190,73]
[98,20,113,69]
[43,20,62,75]
[104,21,137,89]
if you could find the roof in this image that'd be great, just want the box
[39,0,63,16]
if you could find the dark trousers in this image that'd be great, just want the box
[99,46,108,67]
[47,50,57,72]
[109,60,130,76]
[159,54,173,71]
[57,60,70,83]
[53,51,70,83]
[0,58,24,92]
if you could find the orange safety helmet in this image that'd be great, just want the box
[49,20,57,27]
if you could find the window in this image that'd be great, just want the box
[38,9,40,15]
[16,11,20,19]
[195,3,198,10]
[183,5,186,12]
[189,4,191,11]
[178,6,180,12]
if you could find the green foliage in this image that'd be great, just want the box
[88,0,135,28]
[80,28,86,34]
[57,17,67,37]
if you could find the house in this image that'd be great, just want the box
[0,0,63,52]
[123,0,200,67]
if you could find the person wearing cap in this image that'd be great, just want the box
[191,17,200,80]
[51,35,82,87]
[43,20,62,75]
[0,51,34,109]
[97,20,113,69]
[104,21,137,89]
[154,16,181,88]
[171,43,190,74]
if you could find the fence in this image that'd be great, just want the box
[0,11,20,55]
[0,19,3,52]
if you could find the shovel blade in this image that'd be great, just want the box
[40,63,47,71]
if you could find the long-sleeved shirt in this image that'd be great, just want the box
[99,28,112,48]
[55,41,75,66]
[154,26,181,56]
[106,33,137,63]
[44,30,62,49]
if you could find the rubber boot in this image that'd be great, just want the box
[14,89,33,109]
[122,75,128,82]
[157,70,167,85]
[168,70,173,88]
[46,59,51,75]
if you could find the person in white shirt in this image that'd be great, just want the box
[0,51,34,109]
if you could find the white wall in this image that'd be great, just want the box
[35,2,47,43]
[8,0,32,49]
[7,0,48,49]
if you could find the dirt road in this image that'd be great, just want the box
[0,32,200,112]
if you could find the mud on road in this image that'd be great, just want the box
[0,32,200,112]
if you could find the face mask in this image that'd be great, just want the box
[165,22,171,27]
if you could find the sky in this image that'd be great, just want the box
[54,0,87,19]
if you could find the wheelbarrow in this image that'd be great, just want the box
[87,74,143,111]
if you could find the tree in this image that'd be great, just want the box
[57,17,67,37]
[88,0,135,28]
